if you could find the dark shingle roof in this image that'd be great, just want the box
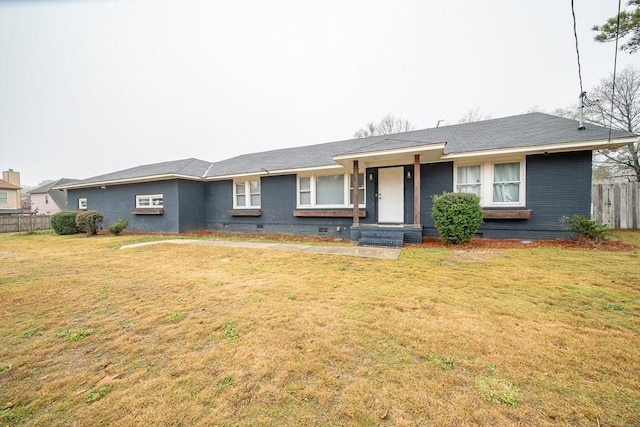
[205,138,377,177]
[62,113,637,187]
[203,113,636,177]
[28,178,77,194]
[59,158,213,187]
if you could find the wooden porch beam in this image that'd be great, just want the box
[352,160,360,226]
[413,155,421,227]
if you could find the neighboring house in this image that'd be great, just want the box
[0,169,22,214]
[58,113,638,242]
[28,179,77,215]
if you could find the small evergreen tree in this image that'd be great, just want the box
[564,215,611,244]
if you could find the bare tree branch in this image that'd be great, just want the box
[585,66,640,181]
[353,114,414,138]
[457,107,492,124]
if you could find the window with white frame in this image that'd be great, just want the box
[455,165,481,197]
[234,180,260,208]
[455,160,524,206]
[493,162,521,203]
[297,173,365,208]
[136,194,163,208]
[0,192,7,204]
[78,198,87,210]
[349,173,365,205]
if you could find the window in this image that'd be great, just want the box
[136,194,163,208]
[299,177,311,205]
[298,173,365,208]
[45,195,49,204]
[455,160,524,206]
[493,162,520,203]
[78,198,87,210]
[316,174,344,205]
[0,192,7,204]
[234,180,260,208]
[349,173,365,205]
[455,165,481,197]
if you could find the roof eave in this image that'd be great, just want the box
[333,143,447,168]
[55,174,204,190]
[206,164,344,181]
[441,137,638,160]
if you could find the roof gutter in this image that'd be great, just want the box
[205,164,343,181]
[441,137,638,160]
[54,173,204,190]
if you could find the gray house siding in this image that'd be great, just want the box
[177,180,206,232]
[419,162,455,236]
[64,151,593,240]
[478,150,592,239]
[203,180,232,231]
[68,181,181,233]
[204,174,371,238]
[414,151,592,239]
[417,152,592,239]
[56,114,635,241]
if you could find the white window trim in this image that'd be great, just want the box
[297,173,366,209]
[136,194,164,209]
[78,198,87,210]
[454,158,526,207]
[233,180,261,209]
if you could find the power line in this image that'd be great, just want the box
[571,0,584,96]
[571,0,595,130]
[607,0,623,145]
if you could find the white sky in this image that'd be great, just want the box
[1,0,637,186]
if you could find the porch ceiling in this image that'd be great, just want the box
[333,143,446,169]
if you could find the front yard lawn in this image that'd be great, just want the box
[1,231,639,425]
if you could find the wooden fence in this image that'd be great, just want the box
[0,214,51,233]
[592,182,640,229]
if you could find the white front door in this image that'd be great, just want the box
[377,167,404,223]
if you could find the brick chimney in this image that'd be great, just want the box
[2,169,21,188]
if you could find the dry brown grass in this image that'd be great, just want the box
[1,231,639,426]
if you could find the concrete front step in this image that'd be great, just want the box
[358,230,405,247]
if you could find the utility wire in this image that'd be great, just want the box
[607,0,623,145]
[571,0,595,129]
[571,0,584,96]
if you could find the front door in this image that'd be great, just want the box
[377,167,404,223]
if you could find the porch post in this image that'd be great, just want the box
[413,154,421,227]
[352,160,360,227]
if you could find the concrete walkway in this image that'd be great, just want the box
[120,239,401,260]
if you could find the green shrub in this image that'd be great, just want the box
[75,210,104,236]
[50,210,79,235]
[107,218,128,235]
[431,192,483,244]
[564,215,611,244]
